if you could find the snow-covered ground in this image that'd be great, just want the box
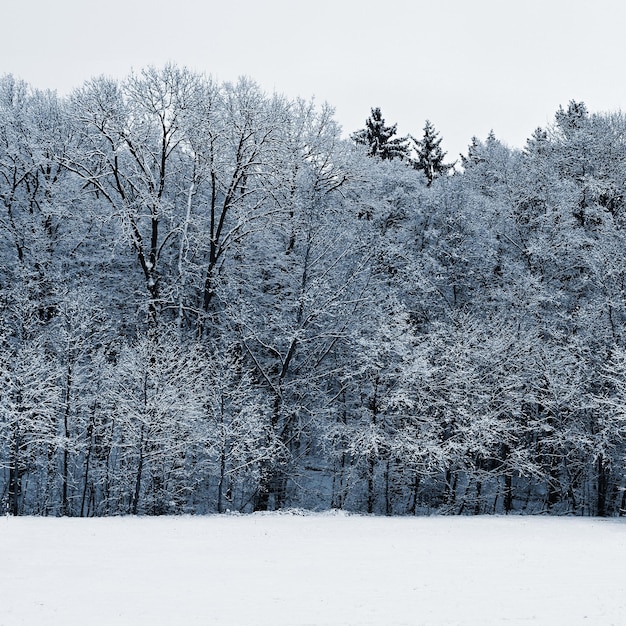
[2,512,625,625]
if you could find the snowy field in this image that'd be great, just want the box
[2,513,625,625]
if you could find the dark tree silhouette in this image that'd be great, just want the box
[351,107,409,161]
[411,119,454,185]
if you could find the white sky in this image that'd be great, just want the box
[3,0,626,159]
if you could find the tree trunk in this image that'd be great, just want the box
[503,473,513,514]
[217,442,227,514]
[596,454,609,517]
[131,426,145,515]
[7,429,21,516]
[62,361,72,516]
[410,472,421,515]
[367,456,375,514]
[80,410,95,518]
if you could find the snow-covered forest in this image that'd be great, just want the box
[2,65,626,517]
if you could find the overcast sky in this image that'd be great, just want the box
[3,0,625,159]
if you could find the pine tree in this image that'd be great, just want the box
[460,135,484,169]
[555,100,589,138]
[411,120,454,185]
[351,107,409,161]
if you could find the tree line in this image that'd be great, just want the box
[1,66,626,516]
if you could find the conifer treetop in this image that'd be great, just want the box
[351,107,410,161]
[410,119,454,185]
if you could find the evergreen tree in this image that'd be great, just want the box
[555,100,589,138]
[411,120,454,185]
[351,107,409,161]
